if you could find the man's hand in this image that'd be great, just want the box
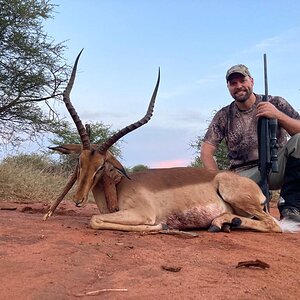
[257,102,300,136]
[256,102,281,119]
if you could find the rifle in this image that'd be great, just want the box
[257,54,279,212]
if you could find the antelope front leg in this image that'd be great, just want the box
[90,208,157,230]
[90,220,163,232]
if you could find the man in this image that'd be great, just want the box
[201,64,300,221]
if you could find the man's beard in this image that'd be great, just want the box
[231,88,253,103]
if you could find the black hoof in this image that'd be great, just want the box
[231,217,242,227]
[162,223,170,230]
[221,223,231,233]
[208,225,221,232]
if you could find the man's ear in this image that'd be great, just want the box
[48,144,82,154]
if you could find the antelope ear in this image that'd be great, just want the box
[105,152,130,179]
[48,144,82,154]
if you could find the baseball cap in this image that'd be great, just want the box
[226,64,251,81]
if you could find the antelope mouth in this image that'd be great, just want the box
[74,197,89,208]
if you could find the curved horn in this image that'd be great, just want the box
[63,49,90,150]
[98,68,160,153]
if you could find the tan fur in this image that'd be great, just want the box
[44,146,120,217]
[49,146,282,233]
[90,166,281,233]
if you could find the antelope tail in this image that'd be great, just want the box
[276,218,300,233]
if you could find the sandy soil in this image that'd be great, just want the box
[0,201,299,300]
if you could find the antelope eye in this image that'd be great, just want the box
[96,164,105,173]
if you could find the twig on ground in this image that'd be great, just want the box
[161,265,182,272]
[0,207,17,210]
[142,229,199,238]
[74,288,128,297]
[236,259,270,269]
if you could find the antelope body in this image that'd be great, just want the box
[88,166,282,232]
[49,143,298,233]
[46,50,300,233]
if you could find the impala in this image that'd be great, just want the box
[45,51,299,233]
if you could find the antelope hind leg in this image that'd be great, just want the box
[210,212,282,233]
[216,172,267,212]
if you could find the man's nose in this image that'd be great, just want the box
[236,82,244,89]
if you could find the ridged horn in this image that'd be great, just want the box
[98,68,160,153]
[63,49,90,150]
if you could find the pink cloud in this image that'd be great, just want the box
[151,159,189,168]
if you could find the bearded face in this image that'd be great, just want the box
[227,74,254,103]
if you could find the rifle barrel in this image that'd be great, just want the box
[263,53,268,101]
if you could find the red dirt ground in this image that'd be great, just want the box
[0,201,299,300]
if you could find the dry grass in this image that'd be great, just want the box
[0,154,75,204]
[0,154,280,206]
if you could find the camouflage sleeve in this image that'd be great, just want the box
[271,96,300,119]
[203,108,227,147]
